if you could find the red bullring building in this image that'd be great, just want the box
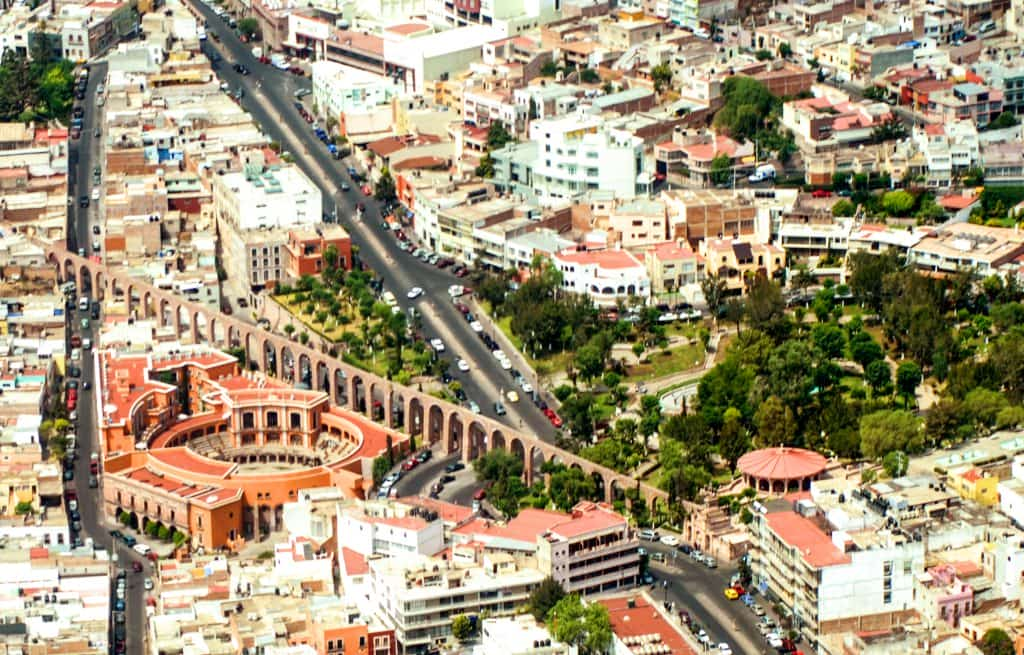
[96,349,402,551]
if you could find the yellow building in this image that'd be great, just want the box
[948,467,999,506]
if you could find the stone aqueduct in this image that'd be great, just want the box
[50,247,670,511]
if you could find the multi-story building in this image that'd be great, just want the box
[609,199,669,249]
[911,121,981,187]
[699,238,786,291]
[463,88,527,134]
[213,163,322,291]
[927,82,1004,128]
[750,510,924,641]
[782,91,895,150]
[908,222,1024,278]
[552,248,651,306]
[515,112,647,204]
[645,240,704,297]
[971,61,1024,115]
[284,225,353,279]
[596,9,667,50]
[312,60,404,126]
[370,553,545,653]
[337,500,445,557]
[423,0,561,35]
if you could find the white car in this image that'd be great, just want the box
[91,188,100,201]
[144,578,154,590]
[521,381,533,394]
[499,358,512,370]
[492,349,506,360]
[447,284,465,297]
[469,321,483,333]
[660,535,679,547]
[406,287,423,299]
[430,338,445,352]
[718,644,733,655]
[133,543,152,555]
[457,358,470,372]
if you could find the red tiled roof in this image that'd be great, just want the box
[554,248,643,270]
[550,503,626,538]
[598,595,696,655]
[737,447,827,481]
[340,547,369,575]
[649,240,697,262]
[939,195,978,210]
[454,508,567,542]
[960,468,982,482]
[149,447,235,478]
[398,496,474,524]
[764,512,851,568]
[385,22,430,35]
[367,137,408,158]
[681,135,742,161]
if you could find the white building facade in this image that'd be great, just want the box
[552,248,650,306]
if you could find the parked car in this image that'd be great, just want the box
[639,528,658,541]
[445,462,465,473]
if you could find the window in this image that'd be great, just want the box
[266,411,278,427]
[242,412,255,429]
[291,412,302,429]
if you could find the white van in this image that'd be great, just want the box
[78,296,89,312]
[748,164,776,183]
[979,20,996,33]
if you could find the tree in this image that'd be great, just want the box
[486,121,514,149]
[701,273,728,323]
[859,409,923,460]
[580,68,600,84]
[548,465,598,510]
[710,154,732,186]
[530,576,567,621]
[849,250,901,312]
[546,594,613,655]
[754,395,796,447]
[778,42,792,58]
[895,361,922,409]
[881,190,915,216]
[541,60,559,77]
[987,111,1019,131]
[15,501,33,515]
[651,63,673,93]
[980,628,1014,655]
[882,450,908,478]
[719,407,750,468]
[712,76,779,142]
[864,360,893,398]
[237,17,261,40]
[812,324,846,360]
[871,116,908,143]
[962,388,1009,429]
[157,524,171,541]
[474,450,527,516]
[697,357,755,428]
[372,456,391,485]
[745,276,786,337]
[849,332,884,368]
[374,167,397,202]
[755,49,773,60]
[451,614,473,642]
[574,344,605,387]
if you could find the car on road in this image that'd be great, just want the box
[407,286,423,299]
[79,195,89,208]
[520,380,534,394]
[144,578,154,590]
[401,458,418,471]
[751,603,765,616]
[812,189,832,198]
[429,338,445,352]
[132,561,143,572]
[92,224,101,235]
[506,390,519,403]
[469,320,483,333]
[704,557,718,568]
[468,400,481,414]
[447,284,466,298]
[91,188,100,201]
[445,462,465,473]
[456,358,469,372]
[717,644,733,655]
[341,182,350,191]
[494,402,506,416]
[723,587,739,600]
[88,475,98,488]
[650,551,665,562]
[659,535,679,547]
[440,473,455,483]
[133,543,152,555]
[639,528,658,541]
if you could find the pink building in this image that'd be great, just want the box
[923,564,974,627]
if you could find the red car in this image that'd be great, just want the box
[361,184,372,196]
[401,458,418,471]
[812,189,832,198]
[455,303,470,315]
[70,335,81,348]
[67,396,77,411]
[549,412,563,428]
[89,460,99,474]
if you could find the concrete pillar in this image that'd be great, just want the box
[365,383,376,420]
[442,411,452,455]
[384,388,394,428]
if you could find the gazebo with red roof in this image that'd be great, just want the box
[737,446,828,495]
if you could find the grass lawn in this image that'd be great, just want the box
[624,343,705,382]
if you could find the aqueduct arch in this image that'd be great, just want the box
[47,247,668,508]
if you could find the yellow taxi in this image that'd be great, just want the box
[723,587,740,600]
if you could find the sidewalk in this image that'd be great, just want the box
[465,295,559,411]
